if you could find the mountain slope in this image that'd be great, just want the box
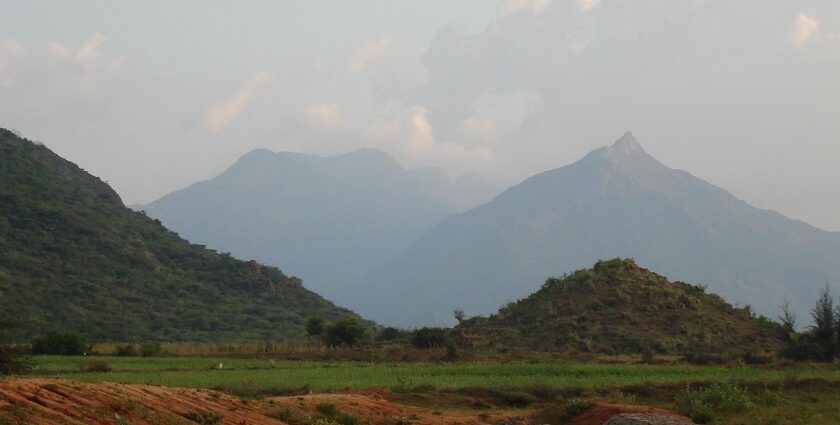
[141,147,453,304]
[406,167,500,212]
[0,128,360,341]
[457,259,783,355]
[353,132,840,326]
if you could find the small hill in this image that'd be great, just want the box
[142,147,454,306]
[0,128,360,342]
[456,259,784,356]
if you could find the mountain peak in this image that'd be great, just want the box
[611,131,644,154]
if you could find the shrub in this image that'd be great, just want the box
[84,360,112,372]
[184,410,223,425]
[323,318,368,347]
[537,399,594,423]
[674,383,752,424]
[498,390,537,407]
[376,327,402,342]
[314,402,361,425]
[306,316,325,337]
[270,405,311,425]
[114,344,137,357]
[31,332,87,355]
[410,327,450,349]
[1,316,31,375]
[139,343,163,357]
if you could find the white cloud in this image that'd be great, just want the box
[790,11,819,47]
[2,38,25,56]
[409,106,436,156]
[579,0,601,13]
[350,36,397,72]
[48,42,71,59]
[203,72,273,132]
[76,33,107,64]
[307,103,342,130]
[408,106,495,166]
[499,0,552,17]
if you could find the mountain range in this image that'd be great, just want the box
[142,148,496,304]
[0,128,360,341]
[350,132,840,326]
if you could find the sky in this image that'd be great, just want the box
[1,0,839,230]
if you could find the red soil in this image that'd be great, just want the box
[0,378,689,425]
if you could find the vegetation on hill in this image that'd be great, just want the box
[0,128,360,342]
[455,259,784,357]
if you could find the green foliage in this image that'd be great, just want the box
[0,129,361,342]
[0,316,31,375]
[457,258,784,356]
[538,398,594,423]
[674,383,752,424]
[184,410,223,425]
[139,342,163,357]
[114,344,137,357]
[323,318,368,347]
[307,317,326,337]
[270,405,312,425]
[314,402,361,425]
[84,359,112,372]
[31,332,87,355]
[410,327,450,349]
[376,327,402,342]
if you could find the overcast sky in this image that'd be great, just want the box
[2,0,839,230]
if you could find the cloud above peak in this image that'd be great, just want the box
[790,11,820,47]
[499,0,552,17]
[203,72,274,132]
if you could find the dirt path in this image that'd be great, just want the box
[0,378,690,425]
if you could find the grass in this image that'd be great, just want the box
[28,355,840,394]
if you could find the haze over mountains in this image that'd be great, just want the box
[352,132,840,326]
[142,148,496,304]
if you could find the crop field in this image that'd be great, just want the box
[29,355,840,394]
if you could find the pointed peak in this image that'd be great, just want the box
[611,131,644,154]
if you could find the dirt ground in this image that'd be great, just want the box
[0,378,690,425]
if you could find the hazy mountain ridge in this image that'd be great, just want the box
[143,147,455,304]
[352,132,840,327]
[0,128,360,341]
[457,258,784,356]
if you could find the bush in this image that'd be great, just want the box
[306,316,325,337]
[114,344,137,357]
[139,343,163,357]
[537,399,594,423]
[498,390,537,407]
[674,383,752,424]
[84,360,112,372]
[184,410,223,425]
[410,327,450,349]
[376,327,402,342]
[1,316,31,375]
[31,332,87,355]
[323,318,368,347]
[270,405,311,425]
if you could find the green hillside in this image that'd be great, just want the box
[456,258,784,356]
[0,128,360,342]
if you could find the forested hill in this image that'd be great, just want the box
[456,258,784,356]
[0,128,361,342]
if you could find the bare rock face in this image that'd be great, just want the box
[603,412,696,425]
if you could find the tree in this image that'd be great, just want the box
[31,332,88,355]
[306,316,325,337]
[778,297,797,342]
[0,316,31,375]
[810,285,837,361]
[453,309,466,324]
[323,318,368,347]
[411,327,451,349]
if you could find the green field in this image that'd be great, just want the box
[29,355,840,394]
